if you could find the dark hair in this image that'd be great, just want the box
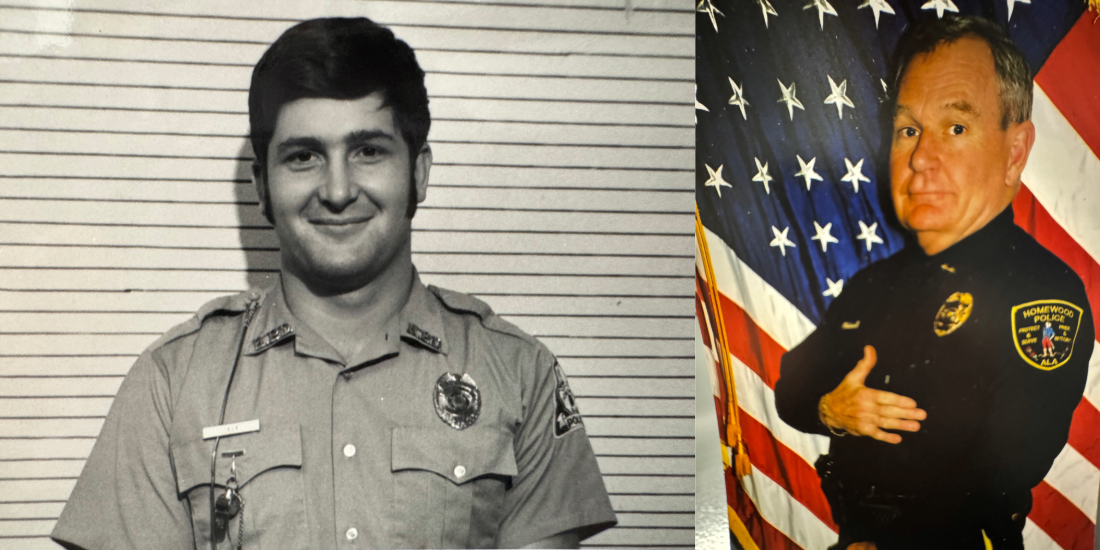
[890,15,1032,130]
[248,17,431,221]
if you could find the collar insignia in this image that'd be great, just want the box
[841,321,860,330]
[406,323,442,352]
[1011,300,1083,370]
[252,323,293,353]
[934,292,973,337]
[435,373,480,430]
[940,264,956,273]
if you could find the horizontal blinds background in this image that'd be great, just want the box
[0,0,693,547]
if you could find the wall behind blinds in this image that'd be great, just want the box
[0,0,693,548]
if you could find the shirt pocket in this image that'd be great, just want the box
[171,421,307,549]
[391,426,518,548]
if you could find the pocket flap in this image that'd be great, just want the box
[171,422,302,495]
[392,426,517,485]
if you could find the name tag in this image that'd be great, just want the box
[203,419,260,440]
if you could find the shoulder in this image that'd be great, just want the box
[428,285,542,346]
[145,289,262,355]
[427,285,554,366]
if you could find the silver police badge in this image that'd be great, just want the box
[434,373,480,430]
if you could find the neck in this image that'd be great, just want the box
[280,253,414,362]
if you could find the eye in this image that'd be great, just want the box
[285,151,317,165]
[352,145,387,162]
[898,127,918,138]
[950,124,966,135]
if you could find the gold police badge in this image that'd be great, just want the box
[1011,299,1083,370]
[933,292,973,336]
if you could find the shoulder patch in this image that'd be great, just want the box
[1011,299,1084,370]
[553,362,584,437]
[145,291,257,352]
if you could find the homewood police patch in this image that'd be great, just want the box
[434,373,480,430]
[1012,300,1084,370]
[553,362,584,437]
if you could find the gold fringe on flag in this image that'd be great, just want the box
[695,204,752,478]
[1089,0,1100,20]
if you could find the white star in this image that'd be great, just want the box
[823,277,844,298]
[1006,0,1030,20]
[704,164,732,197]
[823,76,855,120]
[858,0,895,28]
[881,79,888,93]
[811,221,839,252]
[856,220,884,251]
[841,157,871,193]
[697,0,725,32]
[803,0,838,29]
[795,155,823,191]
[755,0,778,28]
[728,78,749,120]
[695,85,708,124]
[752,157,773,194]
[770,226,796,256]
[921,0,959,18]
[776,79,805,121]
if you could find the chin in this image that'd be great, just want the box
[901,204,954,233]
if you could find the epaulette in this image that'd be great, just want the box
[143,290,260,353]
[427,285,538,345]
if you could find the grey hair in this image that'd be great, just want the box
[889,15,1032,130]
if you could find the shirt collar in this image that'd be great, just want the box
[243,269,448,364]
[908,203,1016,267]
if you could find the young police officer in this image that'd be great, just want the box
[774,16,1093,550]
[51,17,616,550]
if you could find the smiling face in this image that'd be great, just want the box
[890,37,1034,255]
[258,92,430,291]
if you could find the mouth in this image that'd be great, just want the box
[309,216,372,226]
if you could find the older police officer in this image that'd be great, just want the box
[51,18,616,550]
[775,15,1093,550]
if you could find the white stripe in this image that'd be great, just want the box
[1081,339,1100,411]
[699,227,816,350]
[1023,518,1061,550]
[729,351,831,467]
[1021,84,1100,267]
[740,465,839,550]
[1045,443,1100,522]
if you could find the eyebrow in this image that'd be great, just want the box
[274,130,397,156]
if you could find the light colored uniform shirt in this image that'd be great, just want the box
[51,273,617,549]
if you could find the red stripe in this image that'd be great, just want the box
[1068,396,1100,470]
[738,405,839,531]
[726,462,804,550]
[719,292,786,389]
[1035,11,1100,161]
[1030,480,1095,550]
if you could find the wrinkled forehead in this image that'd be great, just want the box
[895,37,998,118]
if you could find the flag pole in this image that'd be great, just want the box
[695,203,751,478]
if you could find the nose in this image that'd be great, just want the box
[909,132,938,175]
[318,158,357,211]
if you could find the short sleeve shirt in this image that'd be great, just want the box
[51,272,617,549]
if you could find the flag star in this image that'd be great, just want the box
[776,79,805,121]
[1005,0,1030,20]
[921,0,958,18]
[856,220,884,251]
[755,0,778,28]
[728,77,749,120]
[823,76,855,120]
[795,155,823,191]
[803,0,838,29]
[811,221,839,252]
[752,157,773,194]
[695,85,708,124]
[704,164,732,197]
[858,0,895,28]
[823,277,844,298]
[881,79,888,93]
[770,226,796,256]
[841,157,871,193]
[697,0,725,32]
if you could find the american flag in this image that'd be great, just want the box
[695,0,1100,548]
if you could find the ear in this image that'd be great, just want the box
[251,161,271,224]
[413,144,433,204]
[1005,119,1035,188]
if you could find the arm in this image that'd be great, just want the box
[51,350,194,550]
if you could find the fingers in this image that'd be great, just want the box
[845,345,878,385]
[876,416,921,433]
[865,425,903,445]
[876,403,927,421]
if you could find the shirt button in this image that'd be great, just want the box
[346,527,358,540]
[343,444,356,458]
[454,465,466,478]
